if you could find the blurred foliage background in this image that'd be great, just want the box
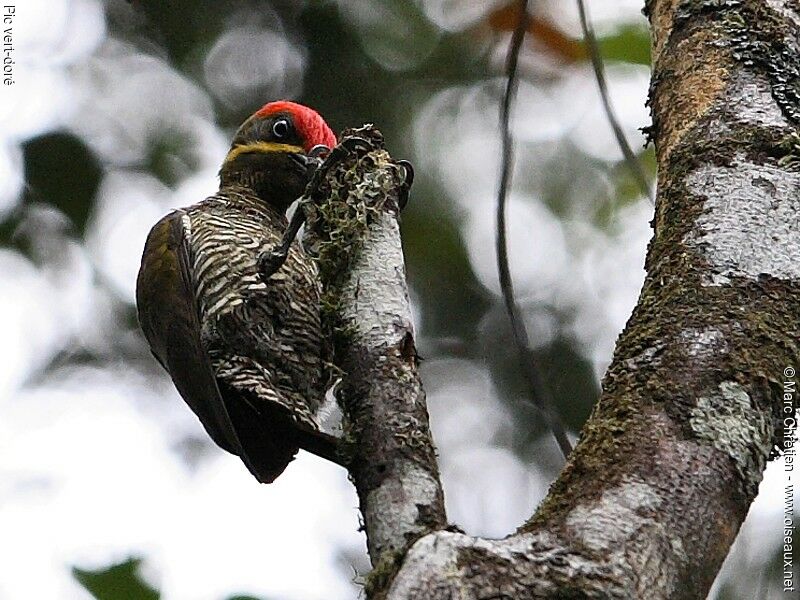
[0,1,792,598]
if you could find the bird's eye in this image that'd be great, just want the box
[272,118,291,139]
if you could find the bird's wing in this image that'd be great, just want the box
[136,210,247,460]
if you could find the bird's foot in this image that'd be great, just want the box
[257,206,308,281]
[308,144,331,160]
[258,247,289,280]
[396,159,414,211]
[300,136,374,202]
[302,144,330,179]
[318,136,371,172]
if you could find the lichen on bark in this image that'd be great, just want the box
[306,3,800,598]
[527,1,799,594]
[301,127,446,585]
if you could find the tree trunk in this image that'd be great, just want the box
[311,2,800,597]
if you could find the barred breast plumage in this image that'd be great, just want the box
[137,186,326,483]
[189,188,323,426]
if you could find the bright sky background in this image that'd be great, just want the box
[0,1,794,599]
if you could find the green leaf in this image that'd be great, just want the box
[596,25,651,66]
[73,558,160,600]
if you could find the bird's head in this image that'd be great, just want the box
[219,101,337,212]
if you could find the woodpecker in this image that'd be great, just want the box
[136,101,338,483]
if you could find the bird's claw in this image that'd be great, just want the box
[304,145,330,178]
[257,203,308,281]
[308,144,331,159]
[258,248,289,281]
[339,135,372,153]
[315,139,414,212]
[301,136,373,194]
[298,148,327,181]
[321,136,370,169]
[396,159,414,211]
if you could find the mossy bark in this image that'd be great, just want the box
[525,0,800,595]
[301,127,446,594]
[310,2,799,599]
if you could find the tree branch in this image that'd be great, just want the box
[351,1,798,597]
[301,128,447,577]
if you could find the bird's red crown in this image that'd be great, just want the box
[255,101,337,152]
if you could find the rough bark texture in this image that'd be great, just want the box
[301,127,447,581]
[308,2,799,599]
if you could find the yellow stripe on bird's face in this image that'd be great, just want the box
[224,142,305,164]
